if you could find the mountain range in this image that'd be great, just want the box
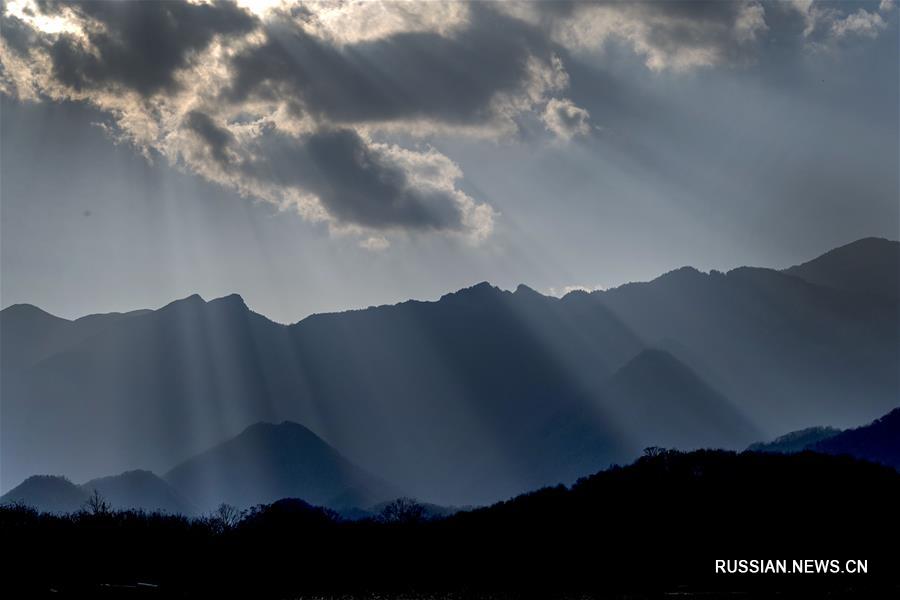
[2,237,897,505]
[748,407,900,471]
[5,403,897,516]
[0,421,397,514]
[0,470,193,514]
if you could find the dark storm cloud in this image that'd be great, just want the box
[184,110,235,165]
[183,110,469,232]
[242,128,466,231]
[38,0,257,96]
[228,7,547,126]
[0,11,35,56]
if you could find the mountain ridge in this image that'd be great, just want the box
[164,420,400,511]
[2,238,897,504]
[3,237,897,327]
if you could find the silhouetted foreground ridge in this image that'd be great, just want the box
[2,449,898,598]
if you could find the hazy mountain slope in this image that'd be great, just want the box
[0,475,87,513]
[812,407,900,469]
[783,237,899,299]
[0,284,645,502]
[1,239,897,504]
[591,262,898,433]
[747,426,842,454]
[602,349,760,451]
[0,293,300,491]
[164,421,398,511]
[281,282,644,503]
[0,304,149,372]
[82,470,197,515]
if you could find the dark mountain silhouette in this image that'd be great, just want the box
[812,407,900,470]
[343,498,464,521]
[744,406,900,470]
[0,475,87,513]
[2,238,897,505]
[3,450,898,597]
[1,470,195,514]
[747,426,842,453]
[164,421,399,511]
[783,237,900,299]
[82,470,197,514]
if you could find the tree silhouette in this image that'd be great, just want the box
[83,489,110,515]
[208,502,243,533]
[377,497,427,524]
[643,446,667,458]
[2,450,898,597]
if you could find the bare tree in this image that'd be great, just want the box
[643,446,667,458]
[84,489,111,515]
[208,503,243,533]
[378,497,427,525]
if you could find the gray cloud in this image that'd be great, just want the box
[245,128,467,231]
[532,0,770,70]
[39,0,257,96]
[1,1,892,246]
[183,111,487,234]
[184,110,235,165]
[0,11,35,56]
[542,97,591,140]
[227,7,547,128]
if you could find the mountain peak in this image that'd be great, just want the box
[464,281,496,293]
[162,294,206,310]
[208,293,247,309]
[164,419,396,511]
[660,265,704,279]
[0,303,67,322]
[1,474,87,513]
[513,283,546,299]
[440,281,502,301]
[241,420,317,437]
[783,237,899,298]
[623,347,679,365]
[640,266,707,289]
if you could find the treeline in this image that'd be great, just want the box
[2,449,899,598]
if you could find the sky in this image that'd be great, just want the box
[1,0,897,324]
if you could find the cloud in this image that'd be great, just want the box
[830,9,887,39]
[290,0,471,45]
[39,0,258,96]
[542,98,591,140]
[0,1,542,243]
[505,0,772,71]
[179,111,495,237]
[184,110,236,165]
[0,11,37,56]
[225,8,563,135]
[0,0,891,245]
[239,127,489,234]
[359,235,390,251]
[785,0,892,43]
